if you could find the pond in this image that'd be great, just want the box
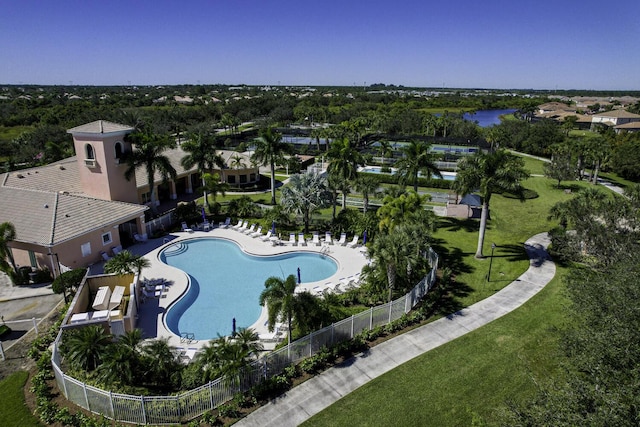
[463,109,517,127]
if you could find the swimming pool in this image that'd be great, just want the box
[160,238,337,340]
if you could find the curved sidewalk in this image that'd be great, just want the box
[236,232,556,427]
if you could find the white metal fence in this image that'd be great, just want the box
[51,248,438,424]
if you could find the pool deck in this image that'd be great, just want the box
[135,226,370,351]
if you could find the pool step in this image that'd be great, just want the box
[163,242,188,257]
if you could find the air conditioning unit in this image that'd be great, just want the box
[84,159,96,168]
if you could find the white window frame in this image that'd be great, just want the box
[101,232,112,246]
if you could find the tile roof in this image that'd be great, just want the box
[0,187,146,246]
[67,120,134,134]
[2,158,84,194]
[592,110,640,119]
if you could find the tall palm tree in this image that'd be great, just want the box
[395,140,442,192]
[123,126,177,214]
[141,338,179,388]
[453,150,528,258]
[0,222,18,280]
[63,325,112,371]
[326,138,365,209]
[180,131,225,210]
[253,127,291,205]
[354,175,380,214]
[371,231,415,302]
[259,274,298,345]
[230,153,246,170]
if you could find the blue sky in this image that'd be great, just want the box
[3,0,640,90]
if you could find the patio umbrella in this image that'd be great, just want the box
[363,229,367,244]
[297,267,301,284]
[232,317,236,336]
[201,207,206,222]
[271,221,276,234]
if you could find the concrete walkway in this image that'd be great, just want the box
[236,232,556,427]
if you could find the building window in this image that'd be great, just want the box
[228,175,236,184]
[240,174,247,184]
[141,191,151,203]
[81,242,92,257]
[102,232,112,246]
[250,173,256,182]
[114,142,123,161]
[28,250,37,268]
[85,144,95,159]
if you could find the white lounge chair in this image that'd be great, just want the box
[346,235,359,248]
[111,245,123,255]
[181,222,193,232]
[288,233,297,245]
[337,232,347,246]
[231,219,243,229]
[101,251,111,261]
[202,219,211,231]
[237,220,249,232]
[219,217,231,228]
[142,287,162,300]
[324,231,333,245]
[298,233,306,246]
[312,232,321,246]
[244,223,256,234]
[133,233,147,243]
[260,230,273,241]
[251,226,263,237]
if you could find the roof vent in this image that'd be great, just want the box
[44,204,48,208]
[59,165,65,170]
[17,174,24,178]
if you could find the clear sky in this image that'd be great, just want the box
[3,0,640,90]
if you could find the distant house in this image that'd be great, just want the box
[591,109,640,128]
[0,120,259,278]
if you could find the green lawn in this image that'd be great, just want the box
[0,371,42,427]
[303,176,606,426]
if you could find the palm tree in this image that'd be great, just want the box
[103,250,150,277]
[395,140,442,192]
[202,172,229,206]
[377,140,392,166]
[354,175,380,214]
[230,153,246,170]
[63,325,112,371]
[0,222,18,281]
[253,127,291,205]
[326,138,365,209]
[371,232,415,302]
[259,274,298,345]
[453,150,528,258]
[141,338,180,388]
[123,126,177,214]
[280,173,331,233]
[98,329,143,386]
[180,131,225,210]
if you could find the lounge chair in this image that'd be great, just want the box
[219,217,231,228]
[251,226,263,238]
[237,220,249,232]
[202,219,211,231]
[311,232,321,246]
[231,219,243,229]
[337,232,347,246]
[288,233,297,245]
[260,230,273,241]
[324,231,333,245]
[101,251,111,261]
[346,235,359,248]
[133,233,147,243]
[181,222,193,232]
[244,223,256,234]
[298,233,306,246]
[111,245,123,255]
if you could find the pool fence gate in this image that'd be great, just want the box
[51,248,438,424]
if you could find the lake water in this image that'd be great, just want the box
[463,109,517,127]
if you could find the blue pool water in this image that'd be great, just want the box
[160,238,337,340]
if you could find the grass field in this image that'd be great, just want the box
[303,175,603,426]
[0,371,42,427]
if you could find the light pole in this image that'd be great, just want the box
[487,243,497,282]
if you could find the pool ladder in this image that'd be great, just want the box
[164,242,188,256]
[180,332,195,343]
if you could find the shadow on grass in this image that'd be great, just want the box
[493,243,529,263]
[429,241,475,315]
[437,217,479,233]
